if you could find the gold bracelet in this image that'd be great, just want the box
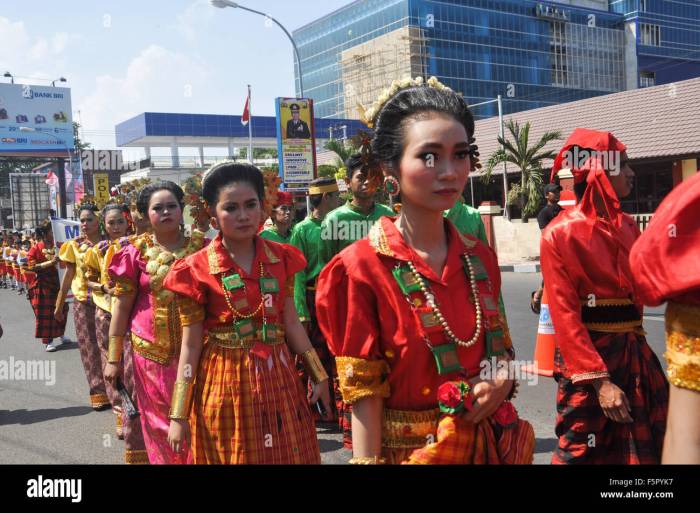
[169,381,195,420]
[108,335,125,363]
[348,456,386,465]
[301,349,329,384]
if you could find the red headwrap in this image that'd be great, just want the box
[275,191,294,207]
[550,128,627,231]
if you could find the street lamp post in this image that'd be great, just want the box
[51,77,67,87]
[19,127,72,218]
[210,0,305,97]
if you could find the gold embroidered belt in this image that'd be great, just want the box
[580,298,643,333]
[131,332,179,365]
[382,407,440,449]
[207,325,285,349]
[665,301,700,392]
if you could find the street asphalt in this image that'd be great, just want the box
[0,273,667,464]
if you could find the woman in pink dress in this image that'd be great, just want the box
[104,181,207,464]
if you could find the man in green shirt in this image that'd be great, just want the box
[260,191,294,245]
[320,154,395,265]
[444,195,488,245]
[289,177,341,422]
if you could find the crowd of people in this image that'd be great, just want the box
[1,76,697,465]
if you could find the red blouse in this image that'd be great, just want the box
[163,233,307,331]
[315,216,509,411]
[540,208,642,383]
[629,173,700,306]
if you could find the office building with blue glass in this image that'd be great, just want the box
[293,0,700,120]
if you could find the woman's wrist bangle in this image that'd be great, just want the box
[349,455,386,465]
[169,381,195,420]
[301,349,329,384]
[108,335,125,363]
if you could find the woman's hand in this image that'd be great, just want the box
[54,305,65,323]
[309,379,333,421]
[462,377,514,424]
[593,378,633,423]
[168,419,190,454]
[103,362,120,386]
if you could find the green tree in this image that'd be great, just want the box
[481,120,561,220]
[323,139,355,167]
[73,121,91,152]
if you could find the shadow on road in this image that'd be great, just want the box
[0,405,93,426]
[318,438,344,453]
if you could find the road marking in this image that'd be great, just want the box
[643,316,664,322]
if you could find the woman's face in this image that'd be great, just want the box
[395,113,470,213]
[79,209,100,238]
[213,182,261,243]
[130,206,150,233]
[104,209,128,240]
[147,190,182,235]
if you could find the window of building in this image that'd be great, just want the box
[640,23,661,46]
[640,0,647,13]
[639,70,655,88]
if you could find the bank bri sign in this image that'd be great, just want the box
[0,83,74,154]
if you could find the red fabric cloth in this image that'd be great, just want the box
[629,172,700,306]
[164,233,306,330]
[275,191,294,207]
[540,209,642,383]
[315,216,501,411]
[550,128,627,183]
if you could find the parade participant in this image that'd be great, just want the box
[10,239,21,292]
[26,221,69,352]
[2,233,16,289]
[316,76,530,464]
[629,172,700,464]
[105,181,205,464]
[164,162,330,464]
[17,238,31,297]
[289,177,340,421]
[0,234,6,289]
[259,191,295,244]
[55,202,110,410]
[444,192,488,244]
[532,183,564,314]
[541,128,668,464]
[318,153,394,443]
[84,203,130,439]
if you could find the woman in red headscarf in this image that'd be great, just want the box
[541,128,668,464]
[629,172,700,464]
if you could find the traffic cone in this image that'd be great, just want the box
[525,287,556,377]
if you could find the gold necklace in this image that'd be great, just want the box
[406,253,482,348]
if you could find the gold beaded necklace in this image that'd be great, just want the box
[405,252,483,348]
[221,262,266,319]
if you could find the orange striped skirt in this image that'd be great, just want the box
[191,340,321,464]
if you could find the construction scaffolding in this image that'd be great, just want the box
[10,173,50,230]
[340,26,428,120]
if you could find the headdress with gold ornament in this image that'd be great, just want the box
[201,160,282,220]
[354,75,482,185]
[182,173,209,230]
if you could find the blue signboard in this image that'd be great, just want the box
[0,83,74,154]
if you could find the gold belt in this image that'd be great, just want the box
[580,297,643,333]
[382,407,440,449]
[665,301,700,392]
[207,326,285,349]
[130,332,178,365]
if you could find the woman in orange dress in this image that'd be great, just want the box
[164,162,331,464]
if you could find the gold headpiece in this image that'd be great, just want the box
[358,76,453,129]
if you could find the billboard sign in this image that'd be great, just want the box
[275,97,316,187]
[0,83,73,154]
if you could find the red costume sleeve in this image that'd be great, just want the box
[540,236,609,383]
[164,257,207,305]
[630,174,700,306]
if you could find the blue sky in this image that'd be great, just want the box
[0,0,350,157]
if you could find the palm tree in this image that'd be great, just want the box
[481,120,561,220]
[324,138,355,167]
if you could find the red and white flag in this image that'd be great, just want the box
[241,93,250,126]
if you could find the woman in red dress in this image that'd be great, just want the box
[629,172,700,464]
[315,77,533,465]
[164,162,331,464]
[541,128,669,464]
